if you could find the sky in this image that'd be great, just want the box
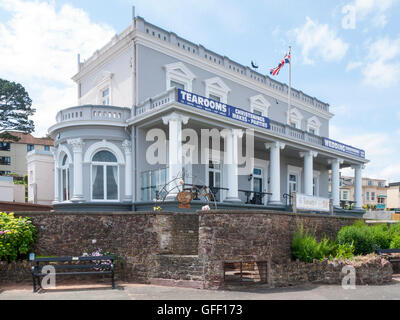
[0,0,399,182]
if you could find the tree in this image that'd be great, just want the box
[0,79,36,141]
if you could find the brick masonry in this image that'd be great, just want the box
[0,210,394,289]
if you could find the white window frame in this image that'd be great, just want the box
[90,150,120,202]
[307,116,321,136]
[165,62,196,92]
[287,108,303,129]
[206,151,223,202]
[287,165,303,194]
[95,72,113,105]
[252,159,269,205]
[204,77,231,104]
[60,154,70,202]
[249,95,271,117]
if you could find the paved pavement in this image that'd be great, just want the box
[1,278,400,300]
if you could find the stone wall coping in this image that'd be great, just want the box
[13,211,197,216]
[197,209,362,221]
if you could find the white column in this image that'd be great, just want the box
[300,151,318,196]
[328,158,343,207]
[51,147,60,203]
[265,142,285,205]
[222,129,243,202]
[122,140,132,201]
[67,138,84,202]
[353,164,364,210]
[162,112,189,199]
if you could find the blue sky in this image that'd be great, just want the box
[0,0,399,181]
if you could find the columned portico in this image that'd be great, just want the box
[329,158,344,207]
[162,112,189,199]
[221,128,243,203]
[353,164,364,210]
[67,138,84,202]
[265,141,285,205]
[300,150,318,196]
[122,140,133,201]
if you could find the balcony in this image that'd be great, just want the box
[133,88,365,160]
[55,105,131,124]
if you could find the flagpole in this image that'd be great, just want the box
[288,46,292,126]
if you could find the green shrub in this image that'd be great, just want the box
[331,242,355,260]
[390,235,400,249]
[337,224,375,255]
[291,225,336,263]
[389,223,400,238]
[370,224,391,249]
[0,212,36,262]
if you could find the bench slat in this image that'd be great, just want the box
[34,256,115,262]
[34,264,112,270]
[33,271,113,276]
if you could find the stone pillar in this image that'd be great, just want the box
[67,138,84,202]
[328,158,343,207]
[222,129,243,203]
[162,112,189,199]
[265,141,285,205]
[353,164,364,210]
[300,150,318,196]
[122,140,132,201]
[50,147,60,203]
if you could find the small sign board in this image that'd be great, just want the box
[296,194,330,212]
[29,253,35,261]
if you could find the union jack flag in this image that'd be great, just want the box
[270,50,291,76]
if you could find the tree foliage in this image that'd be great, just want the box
[0,79,35,141]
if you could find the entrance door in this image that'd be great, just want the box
[208,159,221,202]
[253,168,263,205]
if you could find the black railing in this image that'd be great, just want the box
[238,190,271,205]
[283,193,293,207]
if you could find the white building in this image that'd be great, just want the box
[48,15,368,212]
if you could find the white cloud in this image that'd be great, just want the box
[292,17,349,65]
[0,0,115,136]
[362,37,400,88]
[350,0,397,28]
[346,61,362,71]
[330,125,399,182]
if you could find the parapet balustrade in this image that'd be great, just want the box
[56,105,131,124]
[134,88,325,148]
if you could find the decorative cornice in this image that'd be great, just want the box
[299,150,318,158]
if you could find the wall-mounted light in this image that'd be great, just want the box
[248,174,253,181]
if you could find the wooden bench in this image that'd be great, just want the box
[31,255,115,292]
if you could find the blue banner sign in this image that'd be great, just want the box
[323,138,365,158]
[177,89,271,130]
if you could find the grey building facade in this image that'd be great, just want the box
[48,16,368,212]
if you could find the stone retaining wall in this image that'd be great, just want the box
[1,210,392,289]
[198,210,360,289]
[270,255,392,287]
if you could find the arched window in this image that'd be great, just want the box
[61,154,70,201]
[91,150,119,201]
